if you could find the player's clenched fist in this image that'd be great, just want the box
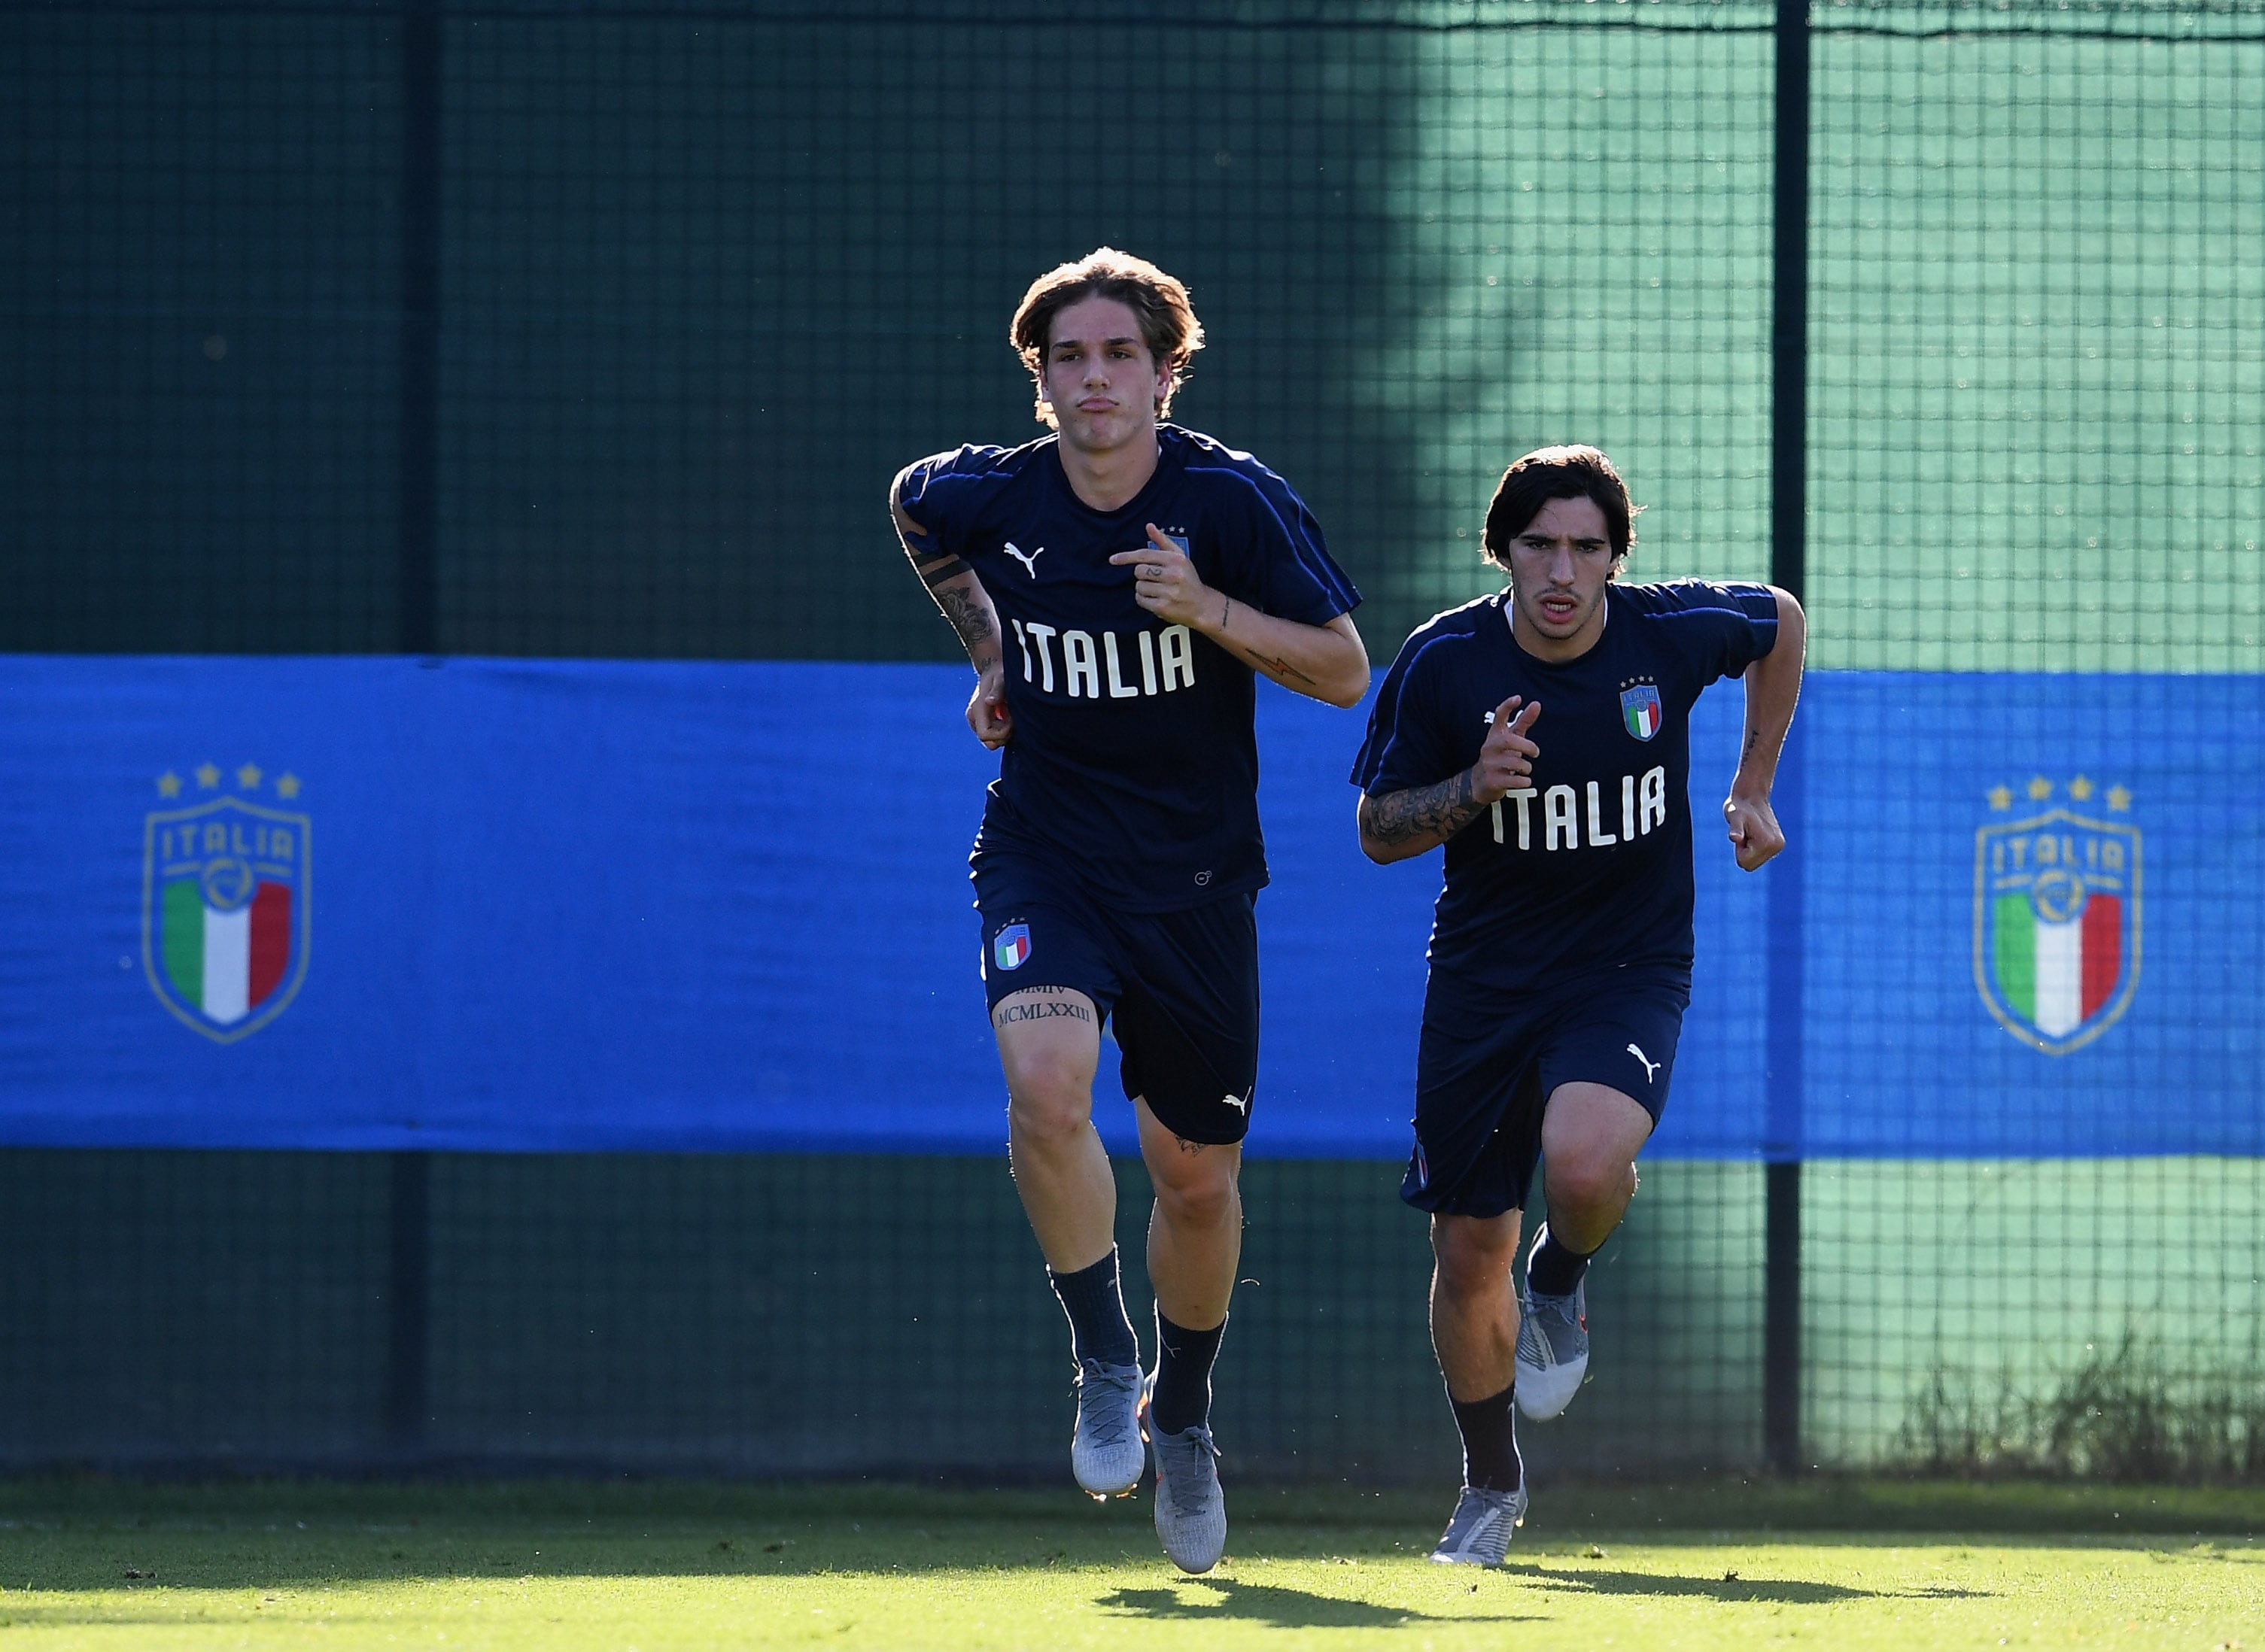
[1723,788,1783,871]
[1470,696,1541,803]
[967,664,1013,749]
[1108,524,1210,627]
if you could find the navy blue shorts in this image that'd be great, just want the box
[974,851,1260,1146]
[1402,967,1689,1218]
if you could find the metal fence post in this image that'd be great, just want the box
[1765,0,1810,1478]
[389,0,443,1455]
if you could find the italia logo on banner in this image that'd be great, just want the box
[1973,775,2139,1055]
[1619,681,1662,741]
[143,763,310,1043]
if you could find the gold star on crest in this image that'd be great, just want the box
[2068,776,2093,801]
[195,763,220,790]
[1987,785,2013,811]
[236,764,263,791]
[2026,776,2053,801]
[157,771,182,799]
[276,773,301,800]
[2107,785,2133,812]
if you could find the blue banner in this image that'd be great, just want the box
[0,657,2257,1158]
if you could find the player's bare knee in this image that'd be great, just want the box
[1546,1153,1635,1219]
[996,1019,1098,1133]
[1430,1215,1519,1297]
[1001,1040,1084,1101]
[1151,1161,1236,1231]
[1005,1076,1091,1143]
[1145,1137,1238,1222]
[1435,1250,1513,1310]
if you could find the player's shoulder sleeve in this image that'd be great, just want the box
[1622,578,1780,685]
[891,442,1025,556]
[1172,427,1361,626]
[1349,597,1491,795]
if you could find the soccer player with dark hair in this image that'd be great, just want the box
[1351,445,1804,1564]
[890,248,1368,1573]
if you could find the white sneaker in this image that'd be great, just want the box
[1071,1359,1145,1497]
[1515,1277,1589,1420]
[1429,1483,1529,1565]
[1142,1374,1227,1574]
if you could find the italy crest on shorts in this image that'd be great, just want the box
[1619,682,1662,741]
[144,770,311,1043]
[1972,785,2139,1055]
[993,922,1032,973]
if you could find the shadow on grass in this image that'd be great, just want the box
[0,1475,2254,1597]
[6,1475,2263,1539]
[1097,1579,1540,1629]
[1500,1562,1993,1605]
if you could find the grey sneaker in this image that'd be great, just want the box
[1428,1483,1529,1565]
[1142,1374,1227,1574]
[1072,1359,1145,1497]
[1515,1277,1589,1420]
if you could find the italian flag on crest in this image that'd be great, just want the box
[161,874,294,1026]
[1990,885,2122,1040]
[144,794,311,1043]
[1620,683,1662,741]
[1974,807,2139,1055]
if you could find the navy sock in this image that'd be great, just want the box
[1048,1249,1139,1369]
[1527,1223,1595,1298]
[1450,1383,1523,1493]
[1150,1309,1226,1436]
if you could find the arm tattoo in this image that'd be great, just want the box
[920,554,971,589]
[935,582,995,652]
[1364,768,1487,846]
[1217,624,1321,688]
[1254,652,1319,687]
[1212,599,1329,688]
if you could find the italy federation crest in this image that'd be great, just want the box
[143,776,311,1043]
[1620,682,1662,741]
[1973,791,2139,1055]
[993,922,1031,973]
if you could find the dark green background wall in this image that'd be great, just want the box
[4,0,2257,1477]
[4,5,1476,660]
[0,1151,1761,1477]
[0,1,1786,1478]
[6,4,2254,667]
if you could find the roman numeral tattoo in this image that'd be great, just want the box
[993,998,1093,1026]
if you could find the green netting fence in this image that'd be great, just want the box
[0,0,2257,1480]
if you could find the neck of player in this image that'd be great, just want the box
[1058,425,1161,515]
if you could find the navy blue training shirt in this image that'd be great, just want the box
[898,425,1361,913]
[1351,580,1779,992]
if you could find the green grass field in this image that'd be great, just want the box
[0,1478,2258,1650]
